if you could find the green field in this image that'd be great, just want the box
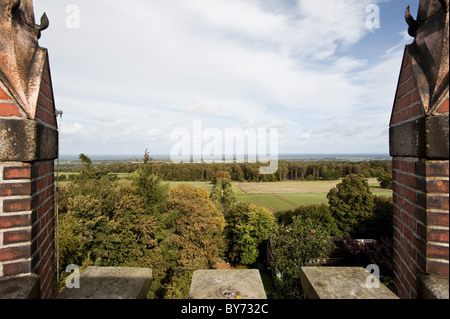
[56,173,391,213]
[236,193,329,211]
[232,178,392,212]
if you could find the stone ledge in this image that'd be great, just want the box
[418,273,449,299]
[56,267,152,299]
[0,118,58,162]
[189,269,267,299]
[300,267,399,299]
[0,274,40,299]
[389,114,449,159]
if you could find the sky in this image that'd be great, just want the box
[33,0,420,158]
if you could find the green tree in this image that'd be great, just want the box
[327,174,375,238]
[377,173,393,189]
[276,204,339,236]
[365,195,394,239]
[131,150,169,217]
[271,217,333,298]
[225,203,277,265]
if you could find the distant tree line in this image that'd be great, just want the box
[60,159,392,182]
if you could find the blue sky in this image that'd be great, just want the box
[33,0,420,157]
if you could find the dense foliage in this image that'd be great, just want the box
[275,204,339,236]
[271,217,333,298]
[57,154,394,299]
[327,174,375,238]
[225,203,278,265]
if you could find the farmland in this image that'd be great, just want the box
[231,178,392,212]
[57,172,391,213]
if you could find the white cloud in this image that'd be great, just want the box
[33,0,406,155]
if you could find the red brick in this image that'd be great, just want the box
[397,83,407,97]
[427,244,449,260]
[3,229,32,245]
[410,89,420,103]
[427,228,449,242]
[397,94,411,110]
[427,260,449,277]
[403,53,411,69]
[38,162,54,176]
[0,182,31,196]
[2,260,32,276]
[437,98,449,113]
[0,86,11,100]
[0,214,31,229]
[3,198,32,212]
[408,103,424,118]
[3,167,32,180]
[400,161,409,172]
[400,65,413,83]
[391,112,402,125]
[427,212,449,227]
[39,82,53,101]
[426,195,449,210]
[405,188,416,202]
[417,223,426,238]
[406,78,418,93]
[425,162,449,177]
[0,103,22,117]
[41,68,51,86]
[427,180,449,193]
[35,105,46,122]
[0,245,30,262]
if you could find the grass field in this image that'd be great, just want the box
[56,173,391,213]
[232,178,392,212]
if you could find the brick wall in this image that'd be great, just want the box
[390,46,449,299]
[0,161,56,298]
[0,55,58,299]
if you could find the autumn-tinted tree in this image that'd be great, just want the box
[168,184,226,270]
[57,161,166,297]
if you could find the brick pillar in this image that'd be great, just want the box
[0,1,58,299]
[390,1,449,299]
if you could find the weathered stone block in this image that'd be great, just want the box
[0,118,58,162]
[300,267,399,299]
[189,269,267,299]
[0,274,40,299]
[56,267,153,299]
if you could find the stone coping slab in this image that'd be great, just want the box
[56,267,152,299]
[189,269,267,299]
[300,267,399,299]
[0,275,40,299]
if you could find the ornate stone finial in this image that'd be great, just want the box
[0,0,50,119]
[405,0,449,114]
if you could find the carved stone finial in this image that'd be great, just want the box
[405,0,449,114]
[0,0,50,119]
[406,6,419,37]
